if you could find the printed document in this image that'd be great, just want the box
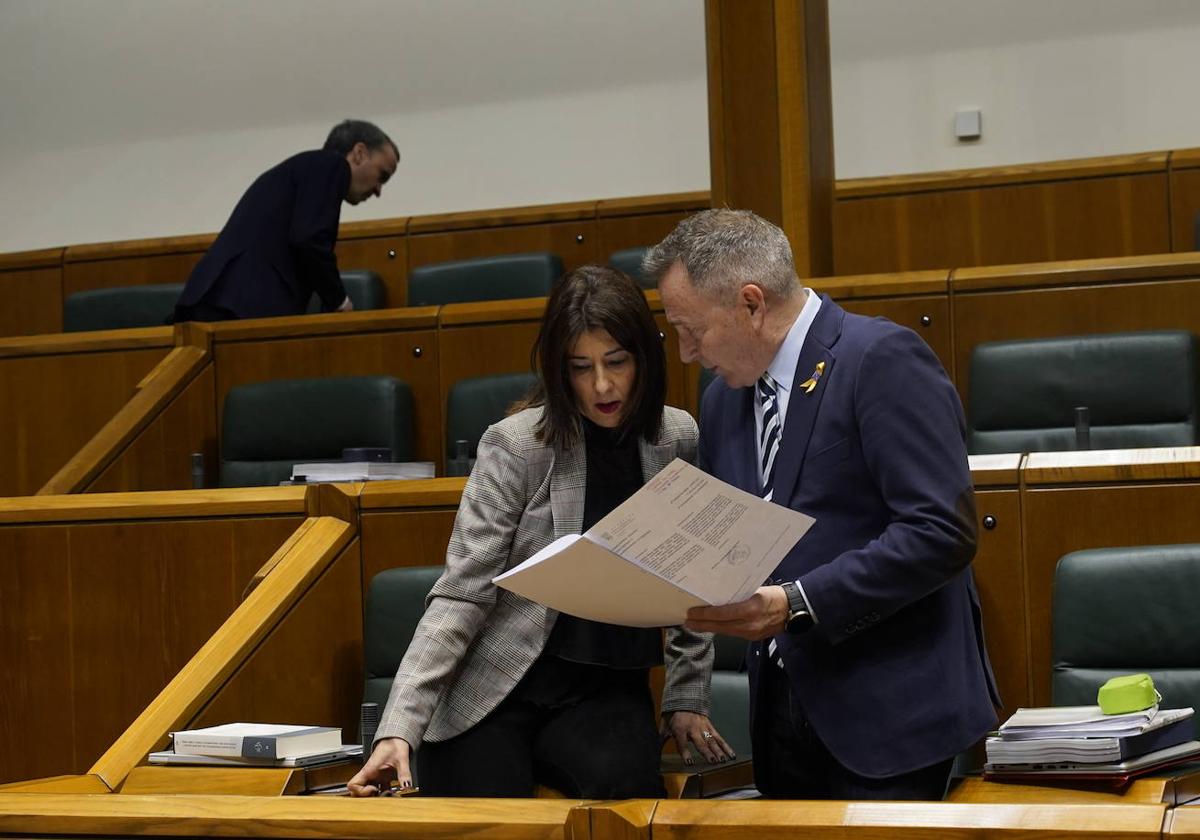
[493,458,814,626]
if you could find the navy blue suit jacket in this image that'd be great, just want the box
[698,295,999,780]
[176,150,349,320]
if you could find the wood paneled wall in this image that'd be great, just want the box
[5,449,1198,791]
[833,151,1174,275]
[0,329,174,496]
[23,248,1200,496]
[9,145,1200,340]
[0,491,309,784]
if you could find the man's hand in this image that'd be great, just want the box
[347,737,412,796]
[684,585,788,640]
[337,295,354,312]
[662,711,736,764]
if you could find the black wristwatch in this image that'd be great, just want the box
[780,581,814,634]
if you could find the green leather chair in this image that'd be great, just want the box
[1053,544,1200,737]
[63,283,184,332]
[362,565,753,763]
[445,372,537,460]
[710,633,752,758]
[219,375,414,487]
[968,330,1199,455]
[608,247,651,288]
[363,565,443,710]
[306,269,387,313]
[407,252,562,307]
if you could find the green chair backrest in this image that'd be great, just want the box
[445,372,537,459]
[407,252,562,307]
[219,375,413,487]
[1053,544,1200,737]
[63,283,184,332]
[607,247,651,288]
[363,565,444,710]
[306,269,387,313]
[968,330,1199,455]
[710,632,752,758]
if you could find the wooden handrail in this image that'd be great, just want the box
[0,793,583,838]
[37,341,210,495]
[88,513,354,790]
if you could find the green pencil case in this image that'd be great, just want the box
[1097,673,1160,715]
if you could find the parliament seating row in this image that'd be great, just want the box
[5,446,1200,787]
[9,143,1200,341]
[15,246,1200,501]
[56,246,648,334]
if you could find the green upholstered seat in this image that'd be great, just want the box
[363,565,444,711]
[607,247,651,288]
[219,375,413,487]
[306,269,387,313]
[445,372,537,460]
[967,330,1199,455]
[1053,544,1200,737]
[62,283,184,332]
[407,252,563,307]
[710,633,751,758]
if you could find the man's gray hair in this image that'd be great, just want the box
[641,209,800,300]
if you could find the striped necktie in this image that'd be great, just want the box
[758,372,787,668]
[758,372,782,501]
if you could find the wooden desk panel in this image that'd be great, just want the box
[1022,479,1200,706]
[648,799,1166,839]
[213,328,442,470]
[87,364,218,492]
[361,510,458,588]
[0,514,302,785]
[837,295,952,379]
[971,488,1028,723]
[0,265,63,337]
[0,793,582,840]
[63,249,208,296]
[595,210,696,261]
[0,345,168,496]
[336,234,408,309]
[834,171,1169,276]
[1169,164,1200,252]
[951,276,1200,407]
[196,538,365,742]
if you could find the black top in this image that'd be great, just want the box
[541,418,664,669]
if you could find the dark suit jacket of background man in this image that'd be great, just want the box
[175,149,350,320]
[698,294,1000,783]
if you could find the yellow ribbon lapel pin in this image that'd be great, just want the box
[799,361,826,394]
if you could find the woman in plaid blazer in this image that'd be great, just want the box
[351,266,731,797]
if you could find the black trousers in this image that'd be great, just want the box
[416,656,667,798]
[758,662,953,800]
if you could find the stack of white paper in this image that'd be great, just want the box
[494,458,814,627]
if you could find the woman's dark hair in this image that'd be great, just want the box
[516,264,666,449]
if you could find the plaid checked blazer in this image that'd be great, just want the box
[377,405,714,749]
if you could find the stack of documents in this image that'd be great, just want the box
[494,458,814,627]
[289,461,435,482]
[984,705,1199,779]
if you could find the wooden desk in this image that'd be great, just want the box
[0,793,582,840]
[948,768,1200,806]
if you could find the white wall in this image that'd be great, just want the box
[0,0,709,252]
[829,0,1200,178]
[6,1,1200,253]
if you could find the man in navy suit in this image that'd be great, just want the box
[174,119,398,322]
[644,209,998,800]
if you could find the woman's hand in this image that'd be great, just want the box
[661,711,736,765]
[347,737,413,796]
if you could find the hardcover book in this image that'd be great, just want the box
[170,723,342,760]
